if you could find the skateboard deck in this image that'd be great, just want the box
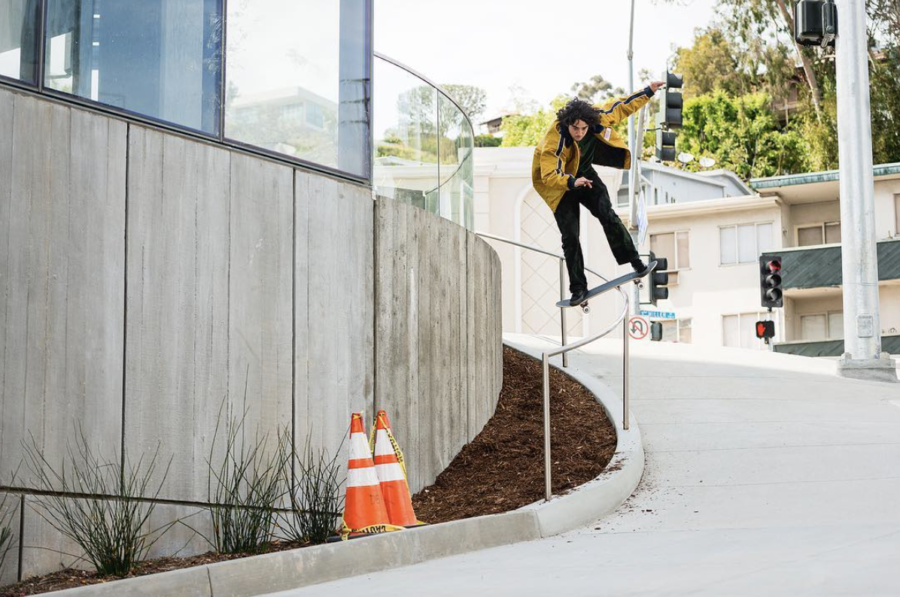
[556,261,658,313]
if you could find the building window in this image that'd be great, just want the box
[800,311,843,341]
[43,0,223,135]
[722,311,771,350]
[650,230,690,284]
[895,194,900,236]
[797,222,841,246]
[0,0,40,84]
[660,318,692,343]
[720,222,773,265]
[225,0,371,178]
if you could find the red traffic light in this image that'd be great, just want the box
[756,321,775,339]
[765,259,782,273]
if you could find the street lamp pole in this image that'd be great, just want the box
[627,0,641,315]
[834,0,897,381]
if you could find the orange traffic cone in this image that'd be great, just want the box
[372,410,422,527]
[341,413,402,539]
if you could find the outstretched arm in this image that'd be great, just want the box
[596,81,666,124]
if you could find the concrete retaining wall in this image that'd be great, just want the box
[0,85,502,583]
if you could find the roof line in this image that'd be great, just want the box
[750,162,900,189]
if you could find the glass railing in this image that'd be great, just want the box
[373,53,475,230]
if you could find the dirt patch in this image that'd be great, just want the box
[1,345,618,595]
[412,346,618,523]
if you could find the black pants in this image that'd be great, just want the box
[553,170,639,294]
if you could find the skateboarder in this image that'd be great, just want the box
[531,82,665,306]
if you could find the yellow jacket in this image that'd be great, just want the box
[531,86,655,212]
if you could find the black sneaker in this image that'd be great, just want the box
[570,289,588,305]
[631,259,649,275]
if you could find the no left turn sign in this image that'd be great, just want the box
[629,316,650,340]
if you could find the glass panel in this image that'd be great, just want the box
[798,226,824,247]
[650,233,675,268]
[801,314,827,341]
[373,59,439,214]
[439,93,466,224]
[225,0,370,177]
[676,231,690,268]
[0,0,39,82]
[678,318,692,344]
[825,222,841,244]
[720,227,737,264]
[828,312,843,339]
[44,0,222,134]
[723,315,739,347]
[756,223,773,254]
[737,224,756,263]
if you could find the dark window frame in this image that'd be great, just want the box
[0,0,374,185]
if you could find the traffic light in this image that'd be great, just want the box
[659,71,683,128]
[650,322,663,342]
[793,0,837,47]
[656,130,676,162]
[655,70,683,162]
[648,252,669,307]
[755,320,775,340]
[759,256,784,308]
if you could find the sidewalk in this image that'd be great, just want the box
[264,336,900,596]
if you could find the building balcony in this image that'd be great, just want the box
[762,237,900,290]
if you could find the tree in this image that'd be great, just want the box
[677,90,810,179]
[674,27,750,99]
[440,84,487,123]
[500,96,569,147]
[716,0,826,120]
[569,75,624,104]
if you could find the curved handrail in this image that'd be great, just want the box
[374,52,476,134]
[476,231,635,501]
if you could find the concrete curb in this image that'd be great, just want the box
[46,341,643,596]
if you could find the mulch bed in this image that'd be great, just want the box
[412,346,617,523]
[0,345,617,595]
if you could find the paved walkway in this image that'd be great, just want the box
[267,337,900,596]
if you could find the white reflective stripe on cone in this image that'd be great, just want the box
[350,432,372,458]
[347,467,382,488]
[374,430,394,456]
[374,463,406,483]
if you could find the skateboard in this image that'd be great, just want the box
[556,261,658,314]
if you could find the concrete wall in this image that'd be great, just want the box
[0,85,502,582]
[374,200,502,493]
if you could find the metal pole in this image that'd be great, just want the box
[559,258,569,368]
[542,353,552,501]
[623,299,630,431]
[626,0,643,317]
[835,0,882,362]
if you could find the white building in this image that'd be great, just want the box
[473,147,900,355]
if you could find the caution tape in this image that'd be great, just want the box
[340,519,404,540]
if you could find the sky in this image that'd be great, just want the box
[375,0,720,120]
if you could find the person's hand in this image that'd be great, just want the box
[649,81,666,93]
[574,177,593,189]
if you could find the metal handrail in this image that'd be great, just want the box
[475,232,634,501]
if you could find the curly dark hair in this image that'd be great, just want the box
[556,98,600,131]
